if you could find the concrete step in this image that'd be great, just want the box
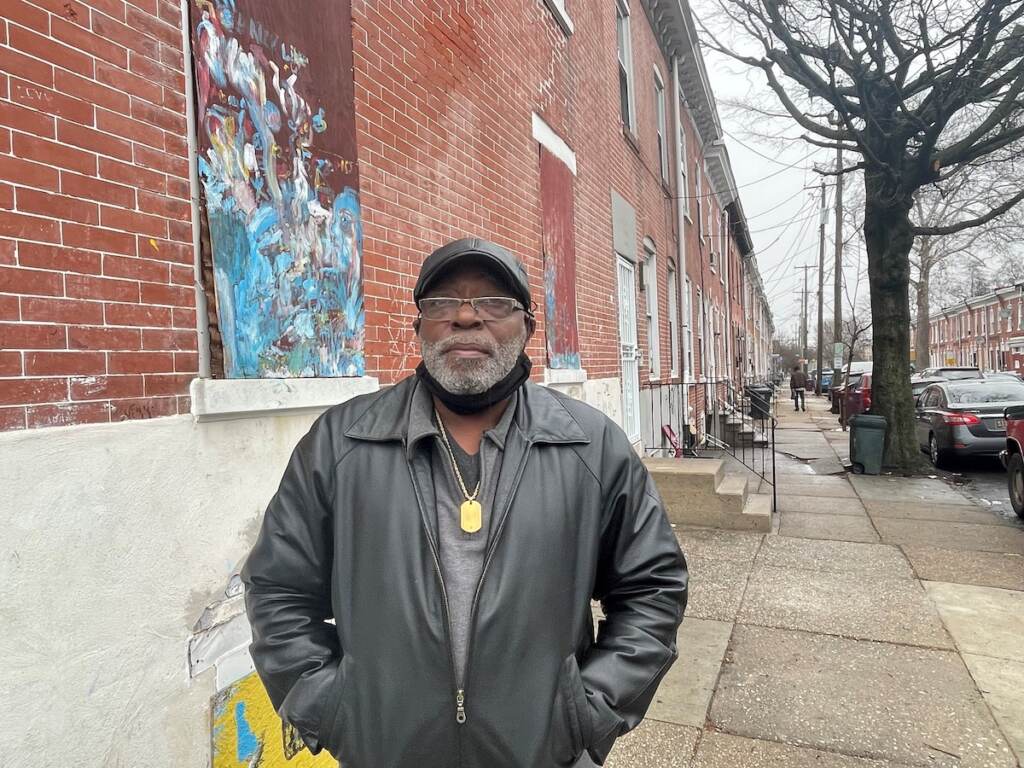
[723,426,756,449]
[716,472,748,499]
[740,493,773,532]
[644,458,769,532]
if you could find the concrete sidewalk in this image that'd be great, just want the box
[607,395,1024,768]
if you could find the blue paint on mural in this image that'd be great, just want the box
[192,0,364,377]
[234,701,258,761]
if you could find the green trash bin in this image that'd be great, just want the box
[849,414,887,475]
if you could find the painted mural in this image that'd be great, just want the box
[212,671,338,768]
[189,0,364,377]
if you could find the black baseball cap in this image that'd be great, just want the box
[414,237,533,312]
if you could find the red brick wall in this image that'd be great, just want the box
[0,0,760,433]
[0,0,195,430]
[350,0,711,390]
[352,0,573,383]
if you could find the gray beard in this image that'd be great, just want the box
[420,327,527,395]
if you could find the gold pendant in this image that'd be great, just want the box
[460,499,482,533]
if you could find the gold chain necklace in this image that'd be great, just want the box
[434,409,483,534]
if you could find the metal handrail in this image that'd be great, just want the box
[637,378,778,514]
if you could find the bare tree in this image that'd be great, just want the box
[911,166,1022,366]
[699,0,1024,470]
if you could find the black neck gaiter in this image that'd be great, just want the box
[416,353,532,415]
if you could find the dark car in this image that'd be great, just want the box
[914,366,983,381]
[843,372,873,425]
[830,362,871,413]
[1000,404,1024,519]
[911,377,946,403]
[915,379,1024,468]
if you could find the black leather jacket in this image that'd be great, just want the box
[242,377,688,767]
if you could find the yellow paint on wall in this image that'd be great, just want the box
[212,671,338,768]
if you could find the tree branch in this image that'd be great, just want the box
[913,188,1024,235]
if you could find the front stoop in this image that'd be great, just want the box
[643,458,773,532]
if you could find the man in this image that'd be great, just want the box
[790,365,809,411]
[242,237,688,768]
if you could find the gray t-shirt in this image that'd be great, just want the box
[408,381,518,685]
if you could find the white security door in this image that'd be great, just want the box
[617,256,641,442]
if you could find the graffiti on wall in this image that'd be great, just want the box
[538,147,581,369]
[212,671,337,767]
[189,0,364,378]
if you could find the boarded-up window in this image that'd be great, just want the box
[188,0,364,378]
[539,146,581,369]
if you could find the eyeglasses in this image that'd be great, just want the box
[418,296,526,321]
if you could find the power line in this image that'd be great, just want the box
[746,208,824,235]
[759,201,819,285]
[750,193,819,266]
[723,128,824,169]
[671,147,820,202]
[743,186,808,220]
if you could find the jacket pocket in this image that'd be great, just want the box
[318,656,350,759]
[550,654,592,766]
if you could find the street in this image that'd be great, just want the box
[950,458,1020,524]
[815,396,1019,523]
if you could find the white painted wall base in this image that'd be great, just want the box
[0,371,636,765]
[0,377,378,767]
[542,368,623,432]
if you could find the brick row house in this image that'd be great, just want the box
[1,0,773,763]
[926,284,1024,372]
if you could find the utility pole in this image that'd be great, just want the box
[833,145,844,373]
[796,264,813,367]
[816,179,826,395]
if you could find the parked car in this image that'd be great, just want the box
[911,377,946,404]
[915,379,1024,468]
[806,369,834,393]
[913,366,982,381]
[830,362,871,413]
[843,372,872,425]
[1000,405,1024,519]
[985,371,1024,383]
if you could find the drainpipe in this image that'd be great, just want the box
[671,55,690,442]
[181,0,211,378]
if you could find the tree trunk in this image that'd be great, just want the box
[863,178,921,471]
[915,268,931,369]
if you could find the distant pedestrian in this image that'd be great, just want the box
[790,365,808,411]
[242,237,688,768]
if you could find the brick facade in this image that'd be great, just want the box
[926,285,1024,373]
[0,0,194,430]
[0,0,774,439]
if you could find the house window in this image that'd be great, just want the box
[697,288,706,379]
[643,240,660,378]
[679,124,689,218]
[615,0,635,133]
[720,211,728,283]
[654,69,668,182]
[705,164,713,254]
[541,0,574,35]
[695,162,703,248]
[684,277,694,380]
[668,262,680,377]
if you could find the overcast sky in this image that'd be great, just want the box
[697,42,870,351]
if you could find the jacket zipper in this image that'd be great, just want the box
[404,452,463,731]
[458,442,535,722]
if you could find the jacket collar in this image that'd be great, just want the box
[344,375,590,447]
